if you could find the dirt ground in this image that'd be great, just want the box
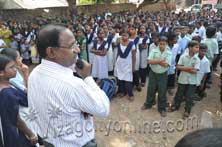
[95,70,222,147]
[29,64,222,147]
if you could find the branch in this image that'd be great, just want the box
[136,0,161,11]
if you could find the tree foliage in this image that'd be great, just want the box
[92,0,114,4]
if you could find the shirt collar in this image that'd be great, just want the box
[184,51,198,59]
[41,59,74,75]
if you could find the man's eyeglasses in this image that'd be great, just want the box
[53,43,79,54]
[58,43,79,50]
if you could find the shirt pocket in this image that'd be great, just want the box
[190,58,197,67]
[153,52,159,59]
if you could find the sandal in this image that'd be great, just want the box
[127,96,134,102]
[168,105,179,112]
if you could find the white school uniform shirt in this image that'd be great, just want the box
[114,43,136,82]
[28,59,110,147]
[192,28,199,37]
[14,33,23,41]
[105,35,114,72]
[139,37,150,69]
[201,38,219,64]
[167,43,180,75]
[198,25,206,40]
[91,41,109,79]
[177,35,191,54]
[196,56,211,86]
[112,33,121,65]
[0,39,6,51]
[87,33,97,64]
[157,26,168,33]
[207,38,219,55]
[148,43,158,56]
[216,31,222,41]
[129,38,140,71]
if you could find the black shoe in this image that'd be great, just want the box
[141,105,151,110]
[168,105,179,112]
[193,94,203,101]
[213,68,217,71]
[136,86,142,92]
[168,89,174,96]
[206,84,211,89]
[207,81,212,84]
[183,111,190,119]
[141,83,145,87]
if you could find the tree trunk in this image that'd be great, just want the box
[67,0,77,21]
[136,0,161,11]
[163,0,171,11]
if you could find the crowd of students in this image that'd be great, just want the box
[0,8,222,147]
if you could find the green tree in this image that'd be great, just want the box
[80,0,94,5]
[92,0,114,4]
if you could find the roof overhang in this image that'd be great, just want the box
[0,0,68,9]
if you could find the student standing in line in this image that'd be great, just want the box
[201,25,218,85]
[85,25,97,64]
[194,43,210,100]
[114,30,136,101]
[129,26,141,92]
[141,36,172,117]
[166,32,180,96]
[91,29,109,80]
[138,25,149,87]
[148,32,159,76]
[171,41,200,118]
[76,29,88,61]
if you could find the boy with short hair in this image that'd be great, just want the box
[171,40,200,118]
[201,25,218,85]
[141,36,172,117]
[195,43,210,100]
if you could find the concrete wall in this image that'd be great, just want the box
[141,2,176,11]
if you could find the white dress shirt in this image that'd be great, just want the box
[198,26,206,40]
[167,44,180,75]
[28,59,110,147]
[196,56,210,86]
[0,39,6,51]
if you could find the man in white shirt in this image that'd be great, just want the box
[28,24,110,147]
[195,43,210,100]
[198,21,206,40]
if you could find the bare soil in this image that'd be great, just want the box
[95,70,222,147]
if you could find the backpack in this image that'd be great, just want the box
[99,78,117,100]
